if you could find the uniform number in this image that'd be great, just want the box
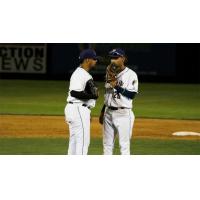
[113,91,120,99]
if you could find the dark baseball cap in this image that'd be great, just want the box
[109,48,125,58]
[79,49,98,60]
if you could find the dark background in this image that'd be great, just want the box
[0,43,200,83]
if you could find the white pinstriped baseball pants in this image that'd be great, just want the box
[103,108,135,155]
[65,103,90,155]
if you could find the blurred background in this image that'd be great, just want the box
[0,43,200,83]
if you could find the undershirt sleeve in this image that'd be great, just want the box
[114,86,137,99]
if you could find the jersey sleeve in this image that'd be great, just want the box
[126,71,139,93]
[69,69,92,92]
[69,74,85,91]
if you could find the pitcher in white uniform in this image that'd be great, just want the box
[99,48,138,155]
[65,49,99,155]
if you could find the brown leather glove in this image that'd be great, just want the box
[106,63,120,83]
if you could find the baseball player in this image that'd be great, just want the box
[65,49,99,155]
[99,48,138,155]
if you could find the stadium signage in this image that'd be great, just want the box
[0,44,46,74]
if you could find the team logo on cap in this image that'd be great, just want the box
[110,49,116,53]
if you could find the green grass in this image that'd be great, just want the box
[135,83,200,119]
[0,79,200,119]
[0,79,200,155]
[0,138,199,155]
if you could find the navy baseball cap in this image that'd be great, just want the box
[79,49,98,60]
[109,48,125,58]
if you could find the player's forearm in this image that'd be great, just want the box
[114,86,137,99]
[70,90,98,100]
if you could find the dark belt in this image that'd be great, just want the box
[107,106,126,110]
[68,102,91,109]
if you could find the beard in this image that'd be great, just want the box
[89,64,97,71]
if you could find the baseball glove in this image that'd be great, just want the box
[106,63,120,83]
[85,79,99,99]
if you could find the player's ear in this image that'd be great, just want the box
[86,58,90,63]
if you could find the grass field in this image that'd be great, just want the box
[1,79,200,119]
[0,79,200,155]
[0,138,200,155]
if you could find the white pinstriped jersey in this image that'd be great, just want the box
[104,67,138,109]
[67,67,96,108]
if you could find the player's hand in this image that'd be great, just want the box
[99,112,104,125]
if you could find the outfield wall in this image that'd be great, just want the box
[0,43,200,83]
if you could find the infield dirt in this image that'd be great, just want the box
[1,115,200,140]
